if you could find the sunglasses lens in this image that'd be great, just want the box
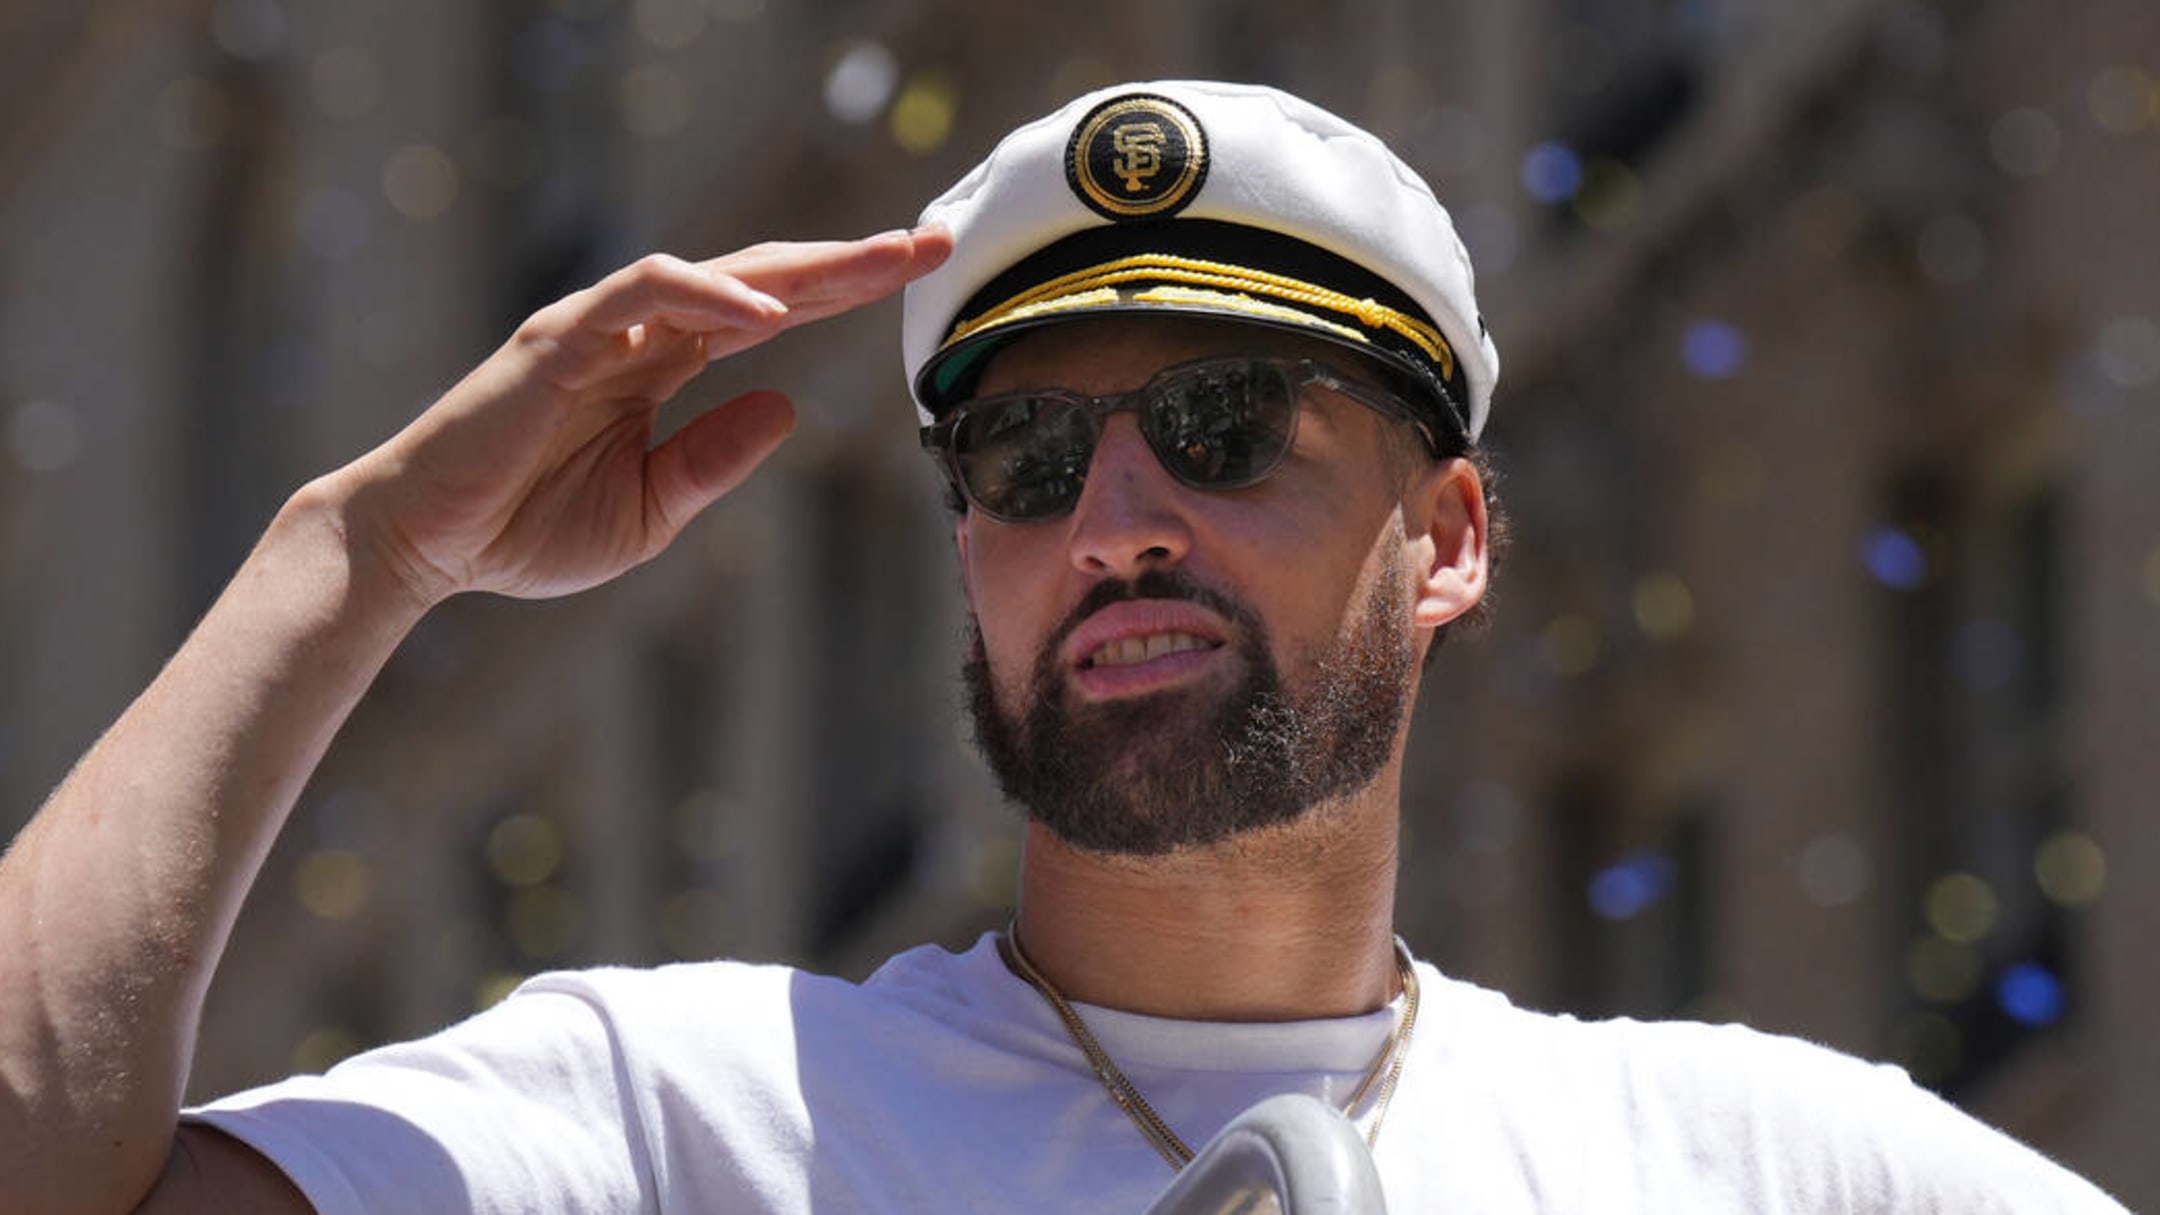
[1146,362,1297,487]
[949,393,1095,520]
[941,361,1307,520]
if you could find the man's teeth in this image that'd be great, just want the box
[1086,632,1212,669]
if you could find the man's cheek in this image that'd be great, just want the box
[977,626,1043,711]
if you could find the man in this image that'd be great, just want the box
[0,81,2127,1214]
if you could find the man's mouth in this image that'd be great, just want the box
[1081,631,1220,670]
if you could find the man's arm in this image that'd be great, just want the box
[0,228,952,1215]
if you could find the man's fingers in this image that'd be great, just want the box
[642,389,797,544]
[515,227,951,395]
[552,253,789,337]
[710,224,953,310]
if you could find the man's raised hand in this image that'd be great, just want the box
[329,225,952,609]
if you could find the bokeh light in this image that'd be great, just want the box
[970,835,1021,908]
[2034,830,2107,907]
[289,1026,362,1075]
[825,42,899,125]
[382,145,459,219]
[1996,962,2067,1027]
[2086,66,2154,134]
[1589,851,1676,920]
[1573,159,1641,231]
[1924,872,1999,944]
[1521,141,1584,204]
[1988,107,2060,177]
[1681,320,1747,379]
[1631,573,1695,642]
[474,972,525,1012]
[889,72,959,155]
[486,814,564,888]
[1861,526,1931,590]
[295,848,373,920]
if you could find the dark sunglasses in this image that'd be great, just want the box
[920,356,1442,522]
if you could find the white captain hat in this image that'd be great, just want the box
[901,79,1499,442]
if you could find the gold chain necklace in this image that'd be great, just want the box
[999,924,1421,1172]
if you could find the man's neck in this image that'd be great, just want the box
[1009,784,1403,1022]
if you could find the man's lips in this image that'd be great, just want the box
[1060,599,1231,677]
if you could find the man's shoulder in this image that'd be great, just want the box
[1417,972,2127,1211]
[1433,975,1922,1131]
[1425,967,1898,1090]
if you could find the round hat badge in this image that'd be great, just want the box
[1065,93,1209,221]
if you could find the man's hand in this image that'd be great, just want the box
[330,226,951,608]
[0,225,950,1215]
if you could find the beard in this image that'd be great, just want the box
[961,553,1418,857]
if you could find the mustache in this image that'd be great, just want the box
[1044,569,1256,662]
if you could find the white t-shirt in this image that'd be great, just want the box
[187,934,2126,1213]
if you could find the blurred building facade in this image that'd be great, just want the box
[1,0,2154,1204]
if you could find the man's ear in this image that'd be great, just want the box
[1404,456,1489,629]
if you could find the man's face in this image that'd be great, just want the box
[954,316,1437,855]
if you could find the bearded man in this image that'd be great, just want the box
[0,81,2126,1214]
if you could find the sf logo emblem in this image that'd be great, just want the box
[1067,93,1209,220]
[1110,122,1166,192]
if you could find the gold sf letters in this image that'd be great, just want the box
[1110,122,1166,193]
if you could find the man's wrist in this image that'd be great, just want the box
[270,470,441,648]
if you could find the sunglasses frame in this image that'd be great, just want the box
[920,355,1446,523]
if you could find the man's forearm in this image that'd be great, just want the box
[0,474,429,1213]
[0,229,950,1215]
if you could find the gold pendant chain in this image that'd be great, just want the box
[999,924,1421,1172]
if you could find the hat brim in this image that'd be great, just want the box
[923,290,1409,409]
[912,220,1469,439]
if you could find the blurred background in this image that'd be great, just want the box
[1,0,2154,1202]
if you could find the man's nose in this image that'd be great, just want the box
[1064,415,1196,578]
